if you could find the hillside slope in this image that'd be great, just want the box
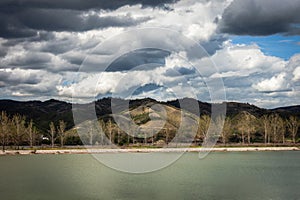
[0,98,299,133]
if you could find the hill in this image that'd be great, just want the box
[0,98,299,134]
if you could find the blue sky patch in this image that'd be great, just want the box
[231,34,300,60]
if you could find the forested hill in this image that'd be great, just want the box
[0,99,73,132]
[0,98,299,133]
[271,105,300,117]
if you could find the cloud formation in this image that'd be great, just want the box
[0,0,299,108]
[0,9,150,38]
[0,0,177,38]
[219,0,300,35]
[0,0,178,11]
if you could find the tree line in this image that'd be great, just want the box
[0,111,38,151]
[0,111,68,151]
[0,110,299,150]
[197,111,300,145]
[75,112,300,147]
[87,112,300,146]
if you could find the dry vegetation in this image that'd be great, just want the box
[1,103,300,150]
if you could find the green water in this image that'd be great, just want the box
[0,152,299,200]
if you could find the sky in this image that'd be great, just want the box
[0,0,300,108]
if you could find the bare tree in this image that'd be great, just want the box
[117,128,121,145]
[107,119,113,144]
[287,116,299,144]
[0,111,10,152]
[221,117,232,145]
[87,121,94,146]
[26,119,36,148]
[197,115,211,143]
[238,111,256,144]
[57,120,66,147]
[12,114,26,150]
[235,113,246,144]
[279,117,286,144]
[87,120,102,146]
[98,119,106,145]
[245,112,257,144]
[260,115,272,144]
[269,113,283,144]
[49,122,56,148]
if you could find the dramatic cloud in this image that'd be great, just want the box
[0,9,150,38]
[0,0,299,108]
[0,68,41,85]
[0,0,178,11]
[107,48,170,72]
[0,44,79,72]
[219,0,300,35]
[0,0,177,38]
[0,68,62,99]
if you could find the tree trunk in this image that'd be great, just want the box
[51,135,54,148]
[264,123,268,145]
[60,136,64,147]
[109,130,112,143]
[89,132,93,145]
[117,129,120,145]
[101,133,103,145]
[166,129,169,145]
[292,130,296,144]
[242,131,245,144]
[247,130,250,145]
[152,134,154,146]
[49,122,56,148]
[2,142,5,152]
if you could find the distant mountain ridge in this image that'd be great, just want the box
[0,98,299,133]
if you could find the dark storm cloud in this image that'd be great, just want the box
[219,0,300,35]
[106,48,170,72]
[0,0,175,38]
[0,13,37,38]
[0,8,150,38]
[0,0,177,39]
[0,46,8,57]
[0,70,41,85]
[18,9,150,32]
[0,0,178,11]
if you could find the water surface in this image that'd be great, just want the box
[0,151,299,200]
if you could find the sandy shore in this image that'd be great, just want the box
[0,147,299,155]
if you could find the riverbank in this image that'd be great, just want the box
[0,146,299,155]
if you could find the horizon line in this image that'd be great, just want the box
[0,97,299,110]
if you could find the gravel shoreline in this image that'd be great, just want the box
[0,147,299,155]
